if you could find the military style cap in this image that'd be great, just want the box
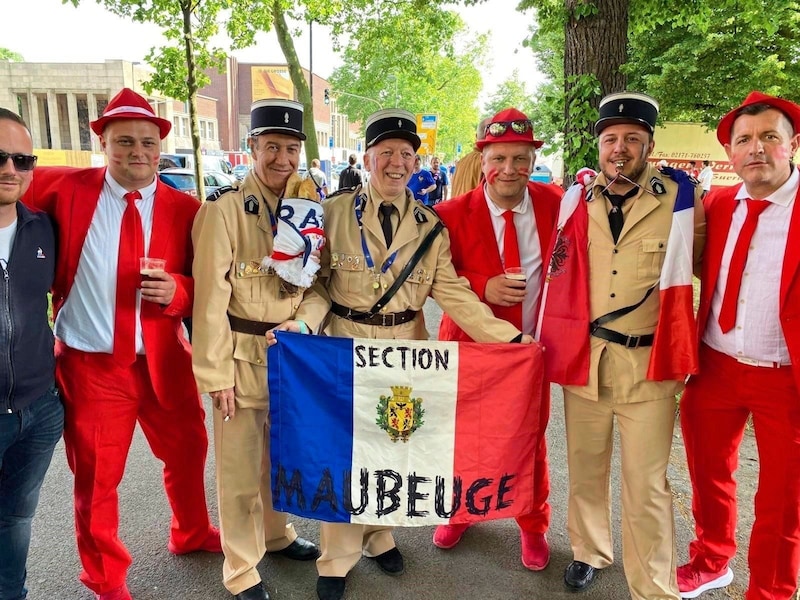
[716,90,800,145]
[250,98,306,140]
[365,108,421,151]
[594,91,659,136]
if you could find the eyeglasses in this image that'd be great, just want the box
[0,151,37,172]
[485,120,533,138]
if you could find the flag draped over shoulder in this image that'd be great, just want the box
[646,167,699,380]
[267,332,544,527]
[535,173,592,385]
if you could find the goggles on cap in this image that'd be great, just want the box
[486,119,533,138]
[0,151,37,172]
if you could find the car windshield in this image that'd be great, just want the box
[159,173,195,190]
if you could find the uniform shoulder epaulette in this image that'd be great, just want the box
[414,202,440,224]
[326,184,361,200]
[205,186,235,202]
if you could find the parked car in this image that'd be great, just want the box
[529,164,553,184]
[158,168,236,198]
[232,164,250,181]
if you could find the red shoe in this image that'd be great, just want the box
[168,526,223,555]
[95,584,132,600]
[432,523,470,549]
[677,563,733,598]
[520,532,550,571]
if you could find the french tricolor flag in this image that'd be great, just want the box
[267,333,543,527]
[646,167,699,380]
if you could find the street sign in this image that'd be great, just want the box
[415,114,438,156]
[357,141,362,152]
[457,143,462,154]
[329,136,334,149]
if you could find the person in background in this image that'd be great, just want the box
[697,159,714,198]
[0,108,62,600]
[427,155,449,205]
[337,153,363,190]
[406,154,436,205]
[22,88,220,600]
[450,117,492,197]
[432,106,560,571]
[678,91,800,600]
[307,158,329,200]
[192,98,328,600]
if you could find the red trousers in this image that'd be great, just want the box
[680,344,800,600]
[56,347,214,595]
[516,380,551,534]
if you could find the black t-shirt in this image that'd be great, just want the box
[338,165,362,189]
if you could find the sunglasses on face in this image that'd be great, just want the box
[485,120,533,137]
[0,151,37,172]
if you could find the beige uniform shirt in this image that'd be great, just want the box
[191,172,330,407]
[565,164,706,403]
[322,184,520,342]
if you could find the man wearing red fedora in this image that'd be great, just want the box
[23,87,220,600]
[432,107,560,569]
[678,91,800,600]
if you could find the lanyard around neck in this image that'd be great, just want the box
[354,193,398,274]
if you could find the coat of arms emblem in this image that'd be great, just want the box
[376,386,425,443]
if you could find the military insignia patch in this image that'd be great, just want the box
[376,386,425,443]
[244,195,259,214]
[585,186,594,202]
[205,186,234,202]
[649,177,666,195]
[413,206,428,224]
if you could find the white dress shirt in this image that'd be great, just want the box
[55,173,157,355]
[703,167,798,364]
[698,166,714,192]
[484,185,542,334]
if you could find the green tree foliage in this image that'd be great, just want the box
[0,49,24,62]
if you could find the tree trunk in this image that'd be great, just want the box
[563,0,628,178]
[182,0,205,200]
[273,1,320,166]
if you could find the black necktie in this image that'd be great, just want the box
[604,188,638,243]
[379,203,396,248]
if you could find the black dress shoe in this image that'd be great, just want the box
[564,560,598,591]
[270,537,320,561]
[369,547,405,575]
[234,582,270,600]
[316,576,346,600]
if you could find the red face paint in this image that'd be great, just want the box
[516,167,531,179]
[485,168,500,184]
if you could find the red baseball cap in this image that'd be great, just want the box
[476,107,544,150]
[90,87,172,139]
[716,90,800,146]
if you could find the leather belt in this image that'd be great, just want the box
[331,302,418,327]
[591,325,654,349]
[736,356,791,368]
[228,314,280,336]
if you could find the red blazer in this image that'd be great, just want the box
[23,166,201,407]
[434,181,561,341]
[697,183,800,391]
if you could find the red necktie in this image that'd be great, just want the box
[502,210,521,269]
[718,199,770,333]
[113,190,143,366]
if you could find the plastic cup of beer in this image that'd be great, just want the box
[504,266,526,283]
[140,257,166,283]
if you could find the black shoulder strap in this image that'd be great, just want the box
[591,283,657,329]
[368,221,445,315]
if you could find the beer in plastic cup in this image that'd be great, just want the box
[140,257,166,283]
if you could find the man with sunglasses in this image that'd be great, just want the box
[432,106,560,570]
[0,108,62,600]
[22,88,220,600]
[557,92,705,599]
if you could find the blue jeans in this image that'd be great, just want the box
[0,387,64,600]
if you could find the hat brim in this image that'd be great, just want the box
[90,114,172,139]
[250,126,307,141]
[367,130,421,152]
[717,96,800,145]
[594,117,654,136]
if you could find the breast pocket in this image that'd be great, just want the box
[405,265,434,306]
[330,252,365,293]
[232,259,274,303]
[637,238,667,280]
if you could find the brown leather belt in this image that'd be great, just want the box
[331,302,418,327]
[228,314,280,336]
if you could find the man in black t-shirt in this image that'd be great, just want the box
[337,153,362,189]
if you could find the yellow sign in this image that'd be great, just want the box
[416,114,438,156]
[251,66,293,102]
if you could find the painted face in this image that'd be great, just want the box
[597,123,654,185]
[0,119,34,208]
[250,133,302,196]
[366,139,415,199]
[480,141,535,207]
[725,108,800,198]
[100,119,161,190]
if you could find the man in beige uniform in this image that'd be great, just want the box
[192,99,330,600]
[315,108,534,600]
[561,92,705,599]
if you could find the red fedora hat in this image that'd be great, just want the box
[476,107,544,150]
[717,90,800,145]
[90,88,172,139]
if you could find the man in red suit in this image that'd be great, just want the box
[432,107,560,570]
[678,91,800,600]
[22,88,220,600]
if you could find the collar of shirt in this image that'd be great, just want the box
[366,184,407,221]
[483,184,531,217]
[734,165,799,207]
[104,171,157,202]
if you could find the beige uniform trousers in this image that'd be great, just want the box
[214,405,297,594]
[564,351,679,600]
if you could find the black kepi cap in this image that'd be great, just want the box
[250,98,306,140]
[365,108,421,151]
[594,91,659,136]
